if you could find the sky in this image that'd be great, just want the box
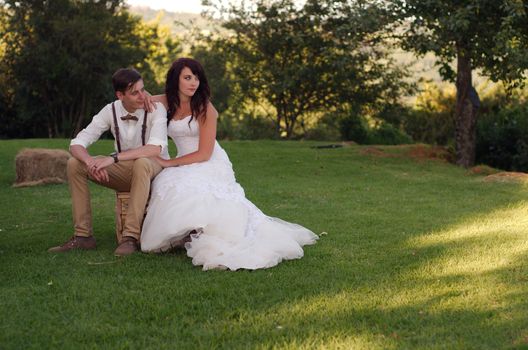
[125,0,205,13]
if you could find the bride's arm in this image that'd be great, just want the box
[157,102,218,168]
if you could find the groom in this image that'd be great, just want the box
[48,68,168,256]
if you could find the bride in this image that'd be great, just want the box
[140,58,318,270]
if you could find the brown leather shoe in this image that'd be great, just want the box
[48,236,96,253]
[114,236,139,256]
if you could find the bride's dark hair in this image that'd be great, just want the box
[165,58,210,124]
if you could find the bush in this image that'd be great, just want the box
[368,123,413,145]
[216,114,236,140]
[339,114,369,143]
[217,112,278,140]
[403,83,455,145]
[236,115,277,140]
[338,111,414,145]
[302,113,341,141]
[303,124,341,141]
[476,103,528,171]
[403,109,454,145]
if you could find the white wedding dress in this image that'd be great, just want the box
[140,116,318,270]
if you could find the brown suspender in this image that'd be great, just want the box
[111,102,122,153]
[111,102,148,153]
[141,109,148,145]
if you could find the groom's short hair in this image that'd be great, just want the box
[112,68,142,93]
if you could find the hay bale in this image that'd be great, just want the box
[14,148,70,187]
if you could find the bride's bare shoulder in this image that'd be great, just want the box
[206,101,218,119]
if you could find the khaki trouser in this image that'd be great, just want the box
[67,157,162,240]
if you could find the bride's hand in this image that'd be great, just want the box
[143,90,157,113]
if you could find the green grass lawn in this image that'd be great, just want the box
[1,139,527,349]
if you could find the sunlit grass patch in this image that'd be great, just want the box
[409,202,528,277]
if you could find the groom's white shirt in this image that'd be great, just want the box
[71,100,169,159]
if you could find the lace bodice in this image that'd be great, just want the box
[168,115,226,161]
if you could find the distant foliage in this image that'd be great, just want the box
[203,0,413,139]
[135,17,182,92]
[191,38,232,115]
[217,113,277,140]
[303,113,341,141]
[403,83,456,145]
[0,0,175,138]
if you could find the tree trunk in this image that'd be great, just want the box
[285,113,296,139]
[275,114,282,138]
[454,47,479,168]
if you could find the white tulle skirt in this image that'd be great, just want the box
[140,157,318,271]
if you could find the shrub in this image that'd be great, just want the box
[303,124,341,141]
[403,83,455,145]
[403,109,454,145]
[216,111,278,140]
[235,114,278,140]
[476,103,528,171]
[217,114,236,140]
[302,113,341,141]
[339,114,369,144]
[368,123,413,145]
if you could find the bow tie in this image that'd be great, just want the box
[121,114,138,121]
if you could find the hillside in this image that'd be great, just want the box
[128,5,219,34]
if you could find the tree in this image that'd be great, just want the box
[391,0,528,167]
[190,35,232,115]
[134,12,182,92]
[204,0,413,138]
[0,0,163,138]
[0,5,18,138]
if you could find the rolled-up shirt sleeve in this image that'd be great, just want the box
[147,103,168,149]
[70,105,111,149]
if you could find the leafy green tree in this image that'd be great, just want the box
[391,0,528,167]
[190,35,231,115]
[0,6,17,138]
[0,0,162,138]
[204,0,413,138]
[134,13,182,92]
